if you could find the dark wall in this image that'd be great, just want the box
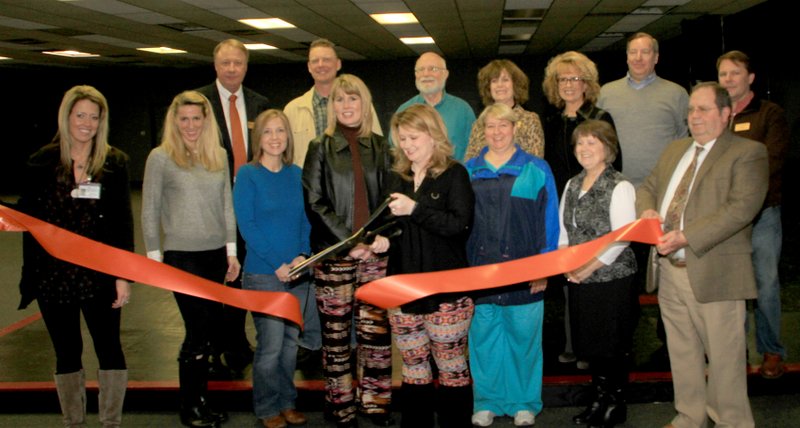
[1,0,796,198]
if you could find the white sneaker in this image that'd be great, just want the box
[514,410,535,426]
[576,360,590,370]
[471,410,495,427]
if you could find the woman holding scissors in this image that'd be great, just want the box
[385,103,476,428]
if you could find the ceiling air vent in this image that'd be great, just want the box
[227,29,263,37]
[159,22,209,32]
[41,28,92,37]
[2,38,47,45]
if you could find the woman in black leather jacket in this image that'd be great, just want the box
[301,74,394,428]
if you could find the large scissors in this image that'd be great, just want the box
[288,197,400,278]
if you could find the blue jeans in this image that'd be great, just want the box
[296,274,322,350]
[751,206,786,357]
[243,273,307,418]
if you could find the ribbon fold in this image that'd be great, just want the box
[0,204,302,327]
[355,218,663,309]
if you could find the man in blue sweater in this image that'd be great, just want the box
[395,52,475,162]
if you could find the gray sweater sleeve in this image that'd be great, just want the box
[222,156,237,250]
[141,148,166,256]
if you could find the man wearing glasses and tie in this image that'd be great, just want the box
[637,82,767,428]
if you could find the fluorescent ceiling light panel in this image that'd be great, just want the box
[370,13,418,25]
[0,56,11,60]
[244,43,277,50]
[43,50,99,58]
[239,18,295,29]
[400,36,434,45]
[137,46,187,54]
[505,0,552,9]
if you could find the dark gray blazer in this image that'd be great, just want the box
[196,83,270,182]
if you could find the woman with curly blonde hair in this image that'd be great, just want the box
[542,51,621,375]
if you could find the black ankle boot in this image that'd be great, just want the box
[589,388,626,428]
[335,418,359,428]
[367,413,395,426]
[572,395,605,425]
[574,375,609,426]
[180,405,220,427]
[199,395,228,423]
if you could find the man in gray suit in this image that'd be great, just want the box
[637,82,768,428]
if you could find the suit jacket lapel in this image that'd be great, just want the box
[693,130,730,187]
[243,88,259,119]
[657,138,694,211]
[208,85,231,146]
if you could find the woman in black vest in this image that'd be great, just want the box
[558,120,637,428]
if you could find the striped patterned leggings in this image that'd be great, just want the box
[314,257,392,424]
[389,296,474,387]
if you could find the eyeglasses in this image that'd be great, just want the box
[414,66,446,74]
[557,76,584,85]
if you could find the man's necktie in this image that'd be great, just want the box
[229,94,246,176]
[664,146,704,232]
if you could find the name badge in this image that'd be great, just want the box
[71,182,101,199]
[734,122,751,132]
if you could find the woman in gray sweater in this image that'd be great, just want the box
[141,90,239,428]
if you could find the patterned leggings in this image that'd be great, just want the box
[389,296,474,387]
[315,257,392,423]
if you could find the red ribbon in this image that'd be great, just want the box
[0,204,303,327]
[355,218,663,309]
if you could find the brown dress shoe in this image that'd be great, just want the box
[760,352,785,379]
[262,414,287,428]
[280,409,307,425]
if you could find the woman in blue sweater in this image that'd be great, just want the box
[233,109,310,428]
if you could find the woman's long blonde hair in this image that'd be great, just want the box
[160,91,225,171]
[324,74,374,138]
[56,85,110,179]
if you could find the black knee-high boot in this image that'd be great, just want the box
[400,382,436,428]
[436,385,473,428]
[178,355,221,428]
[399,383,435,428]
